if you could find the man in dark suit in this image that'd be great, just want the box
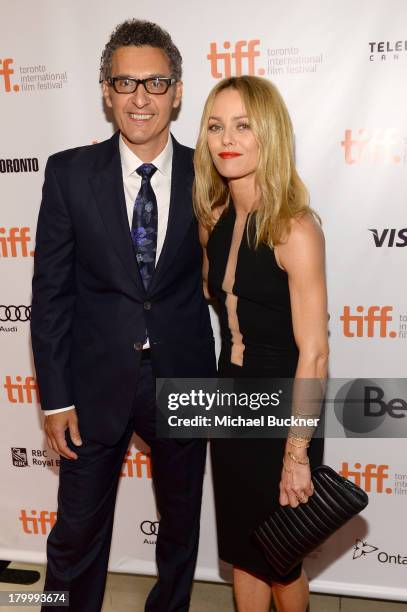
[31,19,216,612]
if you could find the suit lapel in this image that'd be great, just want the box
[148,136,194,293]
[89,132,145,294]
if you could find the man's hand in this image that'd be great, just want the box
[44,409,82,460]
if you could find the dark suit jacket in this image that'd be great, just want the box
[31,132,216,445]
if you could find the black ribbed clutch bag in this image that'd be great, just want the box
[252,465,369,577]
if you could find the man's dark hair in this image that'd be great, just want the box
[99,19,183,81]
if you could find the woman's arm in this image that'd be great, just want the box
[275,212,329,507]
[199,223,212,300]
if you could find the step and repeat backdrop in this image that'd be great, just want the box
[1,0,406,602]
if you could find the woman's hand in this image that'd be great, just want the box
[279,455,314,508]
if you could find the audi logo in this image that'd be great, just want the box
[140,520,159,536]
[0,305,31,322]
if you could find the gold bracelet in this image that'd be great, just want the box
[287,438,310,449]
[288,432,311,442]
[286,451,310,465]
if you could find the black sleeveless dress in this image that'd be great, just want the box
[207,204,324,583]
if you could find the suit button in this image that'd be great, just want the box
[143,301,152,311]
[133,342,143,351]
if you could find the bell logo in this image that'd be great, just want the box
[120,450,152,478]
[339,462,392,493]
[19,509,57,535]
[341,129,401,165]
[4,376,40,404]
[340,306,396,338]
[207,40,264,78]
[0,227,34,257]
[0,58,19,93]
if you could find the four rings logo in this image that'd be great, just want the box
[140,520,159,536]
[0,305,31,322]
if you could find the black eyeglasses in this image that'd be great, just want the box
[105,76,176,95]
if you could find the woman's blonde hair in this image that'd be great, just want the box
[193,75,319,247]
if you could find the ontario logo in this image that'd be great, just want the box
[353,539,407,566]
[353,539,378,559]
[0,57,68,93]
[207,40,323,78]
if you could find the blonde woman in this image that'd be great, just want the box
[193,76,328,612]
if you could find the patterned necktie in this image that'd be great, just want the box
[131,163,158,289]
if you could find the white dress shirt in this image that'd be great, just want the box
[43,133,173,415]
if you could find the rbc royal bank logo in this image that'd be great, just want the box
[11,447,28,467]
[207,40,264,78]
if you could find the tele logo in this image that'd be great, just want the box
[0,58,19,93]
[19,509,57,535]
[369,228,407,248]
[120,450,152,478]
[341,129,401,164]
[339,462,391,494]
[207,40,264,78]
[0,228,34,257]
[340,306,396,338]
[4,376,40,404]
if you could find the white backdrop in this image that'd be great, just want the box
[1,0,407,601]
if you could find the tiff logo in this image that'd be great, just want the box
[0,228,34,257]
[4,376,40,404]
[120,451,152,478]
[19,509,57,535]
[339,462,392,494]
[341,129,401,164]
[0,58,19,93]
[340,306,396,338]
[207,40,264,78]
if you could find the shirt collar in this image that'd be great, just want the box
[119,133,173,178]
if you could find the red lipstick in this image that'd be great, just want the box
[219,152,242,159]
